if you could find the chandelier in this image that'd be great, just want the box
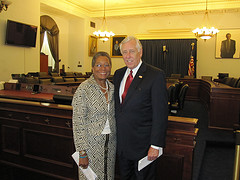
[192,0,219,40]
[93,0,114,42]
[0,0,11,13]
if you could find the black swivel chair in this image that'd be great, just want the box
[222,77,229,84]
[236,79,240,88]
[231,78,239,87]
[173,81,184,103]
[52,76,64,84]
[74,72,83,78]
[50,72,60,77]
[167,84,176,114]
[233,78,240,88]
[169,84,189,115]
[224,77,234,86]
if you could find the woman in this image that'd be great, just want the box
[72,51,116,180]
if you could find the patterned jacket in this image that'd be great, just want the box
[72,75,116,153]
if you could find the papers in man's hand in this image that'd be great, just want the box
[138,148,163,171]
[72,151,97,180]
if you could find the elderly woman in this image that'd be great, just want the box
[72,51,116,180]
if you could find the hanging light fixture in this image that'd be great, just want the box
[192,0,219,40]
[93,0,114,42]
[0,0,12,13]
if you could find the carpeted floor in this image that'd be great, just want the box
[177,101,236,180]
[198,141,235,180]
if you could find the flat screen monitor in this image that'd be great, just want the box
[5,20,38,47]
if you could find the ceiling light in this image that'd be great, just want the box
[192,0,219,40]
[93,0,114,42]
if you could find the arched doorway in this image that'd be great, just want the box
[40,15,60,72]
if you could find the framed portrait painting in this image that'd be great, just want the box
[110,35,127,57]
[89,35,97,56]
[215,29,240,59]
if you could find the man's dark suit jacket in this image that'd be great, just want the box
[113,62,168,161]
[221,39,236,58]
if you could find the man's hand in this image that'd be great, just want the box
[147,147,159,161]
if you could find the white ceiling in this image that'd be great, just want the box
[41,0,240,18]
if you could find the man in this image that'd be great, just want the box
[220,33,236,58]
[113,36,168,180]
[113,40,120,56]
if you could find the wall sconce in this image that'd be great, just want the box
[0,0,12,13]
[163,45,168,53]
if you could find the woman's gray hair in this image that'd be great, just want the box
[92,51,112,67]
[119,36,142,53]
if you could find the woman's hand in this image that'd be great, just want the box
[79,156,89,169]
[79,151,89,169]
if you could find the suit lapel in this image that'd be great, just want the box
[115,67,127,105]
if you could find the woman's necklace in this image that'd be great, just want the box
[99,84,108,90]
[99,81,109,94]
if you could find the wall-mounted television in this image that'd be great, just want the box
[5,20,38,47]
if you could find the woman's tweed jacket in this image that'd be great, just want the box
[72,75,116,180]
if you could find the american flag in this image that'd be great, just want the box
[188,42,195,76]
[188,56,195,76]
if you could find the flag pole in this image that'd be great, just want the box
[188,43,195,77]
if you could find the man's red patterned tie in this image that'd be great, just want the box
[122,70,133,103]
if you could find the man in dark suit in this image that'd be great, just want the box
[221,33,236,58]
[113,36,168,180]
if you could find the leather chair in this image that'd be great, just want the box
[169,84,189,115]
[223,77,234,86]
[63,77,75,82]
[233,78,240,88]
[74,72,83,78]
[11,74,25,83]
[221,77,229,84]
[52,77,64,83]
[173,81,184,103]
[75,77,86,82]
[168,84,176,103]
[230,78,239,87]
[39,79,52,84]
[235,79,240,88]
[64,72,76,78]
[25,77,39,84]
[168,84,176,113]
[38,72,51,79]
[85,72,93,77]
[50,72,60,77]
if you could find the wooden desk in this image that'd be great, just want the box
[0,96,197,180]
[4,79,239,130]
[181,78,240,130]
[156,116,198,180]
[4,82,78,97]
[0,90,54,102]
[55,81,82,86]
